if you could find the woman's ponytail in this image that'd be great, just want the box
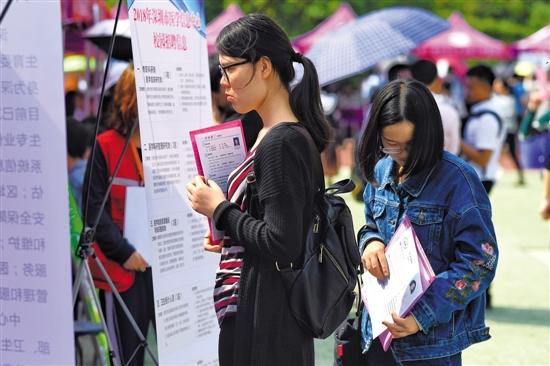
[217,14,330,152]
[290,55,330,152]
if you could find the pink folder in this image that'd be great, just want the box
[189,120,246,242]
[378,216,436,351]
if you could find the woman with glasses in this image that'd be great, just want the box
[357,80,498,365]
[186,14,329,366]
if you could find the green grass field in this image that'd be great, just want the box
[314,169,550,366]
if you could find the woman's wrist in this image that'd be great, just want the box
[360,237,384,254]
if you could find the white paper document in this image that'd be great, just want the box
[128,1,221,363]
[124,186,153,265]
[362,217,435,342]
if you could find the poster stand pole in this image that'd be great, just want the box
[72,0,158,365]
[0,0,14,25]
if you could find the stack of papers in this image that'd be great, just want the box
[361,216,435,351]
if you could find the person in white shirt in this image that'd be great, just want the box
[411,60,461,154]
[461,65,506,195]
[493,77,525,185]
[461,65,505,310]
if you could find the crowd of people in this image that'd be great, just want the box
[64,11,550,366]
[310,56,550,221]
[341,61,547,168]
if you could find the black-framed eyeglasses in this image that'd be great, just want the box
[218,60,250,87]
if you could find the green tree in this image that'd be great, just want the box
[103,0,548,44]
[204,0,549,43]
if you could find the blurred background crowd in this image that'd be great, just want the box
[61,1,549,364]
[64,0,550,220]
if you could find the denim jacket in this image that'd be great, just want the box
[359,152,498,362]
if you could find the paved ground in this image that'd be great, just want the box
[105,168,548,366]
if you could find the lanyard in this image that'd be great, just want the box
[129,139,144,186]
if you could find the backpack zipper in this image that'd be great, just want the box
[313,215,320,233]
[318,244,348,284]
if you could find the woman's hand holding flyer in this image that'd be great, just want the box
[361,217,435,350]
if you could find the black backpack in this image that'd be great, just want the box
[246,125,361,339]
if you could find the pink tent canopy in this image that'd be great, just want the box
[206,4,245,56]
[292,3,356,54]
[414,12,512,60]
[514,24,550,54]
[61,0,111,25]
[109,2,129,20]
[62,0,113,54]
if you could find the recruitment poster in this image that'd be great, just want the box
[0,0,75,364]
[127,0,219,364]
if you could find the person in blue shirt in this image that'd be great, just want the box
[357,80,498,365]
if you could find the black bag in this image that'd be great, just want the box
[246,125,361,339]
[334,268,366,366]
[280,179,361,339]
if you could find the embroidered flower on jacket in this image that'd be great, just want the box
[446,243,496,305]
[482,242,494,255]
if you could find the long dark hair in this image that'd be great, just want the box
[357,80,444,184]
[216,13,329,151]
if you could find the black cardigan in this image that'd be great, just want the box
[213,122,318,263]
[213,122,321,365]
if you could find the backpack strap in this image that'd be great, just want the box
[462,109,503,138]
[244,170,264,220]
[355,263,364,317]
[326,179,355,195]
[271,124,324,273]
[462,110,503,179]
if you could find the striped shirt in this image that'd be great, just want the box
[213,148,255,324]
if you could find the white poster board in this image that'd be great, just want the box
[0,0,75,364]
[127,0,219,364]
